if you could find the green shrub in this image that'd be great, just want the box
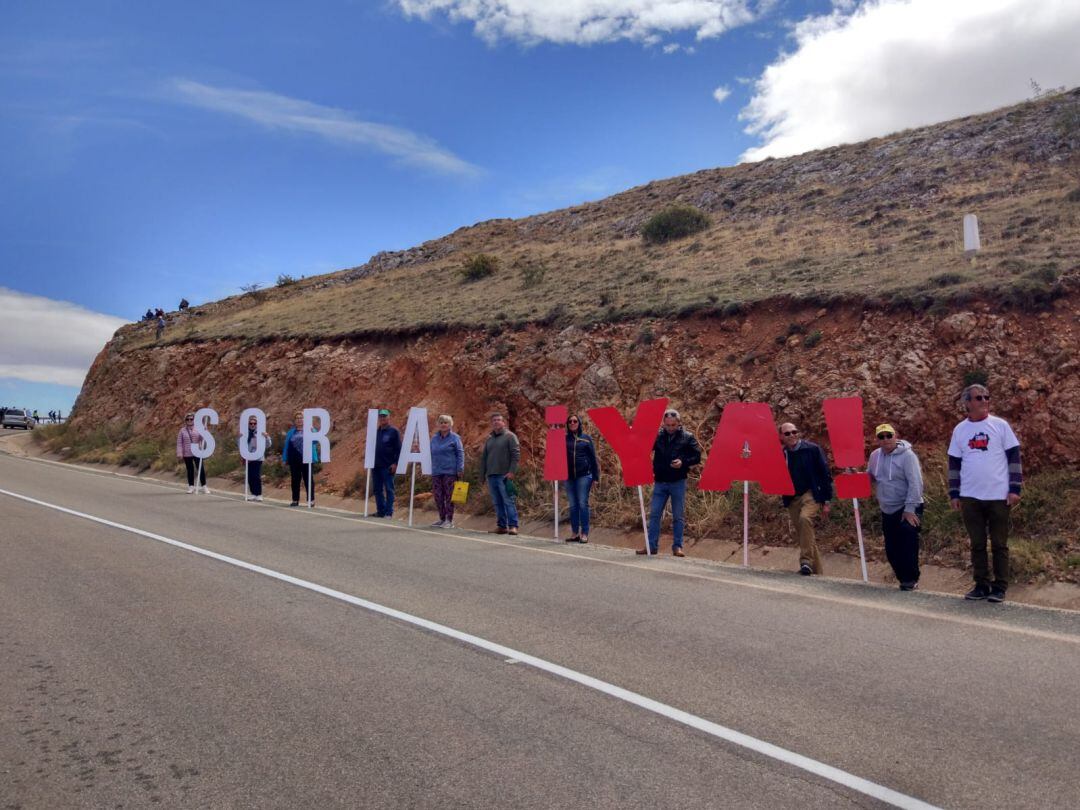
[929,272,968,287]
[963,368,989,387]
[641,204,710,244]
[459,253,499,282]
[276,273,297,287]
[519,261,547,289]
[804,329,823,348]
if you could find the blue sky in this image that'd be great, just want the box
[2,0,1078,413]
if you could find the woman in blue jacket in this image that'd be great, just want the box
[429,414,465,528]
[282,410,320,507]
[564,414,600,543]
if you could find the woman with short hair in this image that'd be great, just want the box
[176,412,208,494]
[240,414,272,502]
[429,414,465,528]
[282,411,319,507]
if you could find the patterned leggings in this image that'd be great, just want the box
[432,474,457,521]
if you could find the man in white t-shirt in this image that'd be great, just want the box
[947,384,1022,603]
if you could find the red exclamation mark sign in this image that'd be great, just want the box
[543,405,569,482]
[821,397,871,499]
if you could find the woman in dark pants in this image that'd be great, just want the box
[564,414,600,543]
[282,411,319,506]
[176,412,207,494]
[241,414,272,501]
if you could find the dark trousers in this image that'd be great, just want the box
[431,474,457,521]
[183,456,206,486]
[246,461,263,497]
[961,498,1010,590]
[290,461,313,504]
[372,465,395,515]
[881,505,922,585]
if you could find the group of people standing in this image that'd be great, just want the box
[174,382,1023,602]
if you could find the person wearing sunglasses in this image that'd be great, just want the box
[640,409,702,557]
[564,414,600,543]
[948,384,1022,603]
[867,423,924,591]
[175,412,208,494]
[779,422,833,575]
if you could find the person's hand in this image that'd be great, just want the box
[820,503,831,519]
[506,472,515,480]
[671,459,683,469]
[1007,493,1021,508]
[902,511,921,527]
[950,498,961,511]
[390,464,397,474]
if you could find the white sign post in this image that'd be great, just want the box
[191,407,218,494]
[554,482,559,541]
[853,497,869,583]
[362,409,379,517]
[963,214,981,255]
[637,486,652,556]
[740,440,751,567]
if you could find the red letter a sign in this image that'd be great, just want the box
[698,402,794,495]
[587,398,668,487]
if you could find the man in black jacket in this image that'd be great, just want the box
[372,409,402,518]
[780,422,833,575]
[639,409,702,557]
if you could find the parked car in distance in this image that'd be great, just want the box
[1,409,36,430]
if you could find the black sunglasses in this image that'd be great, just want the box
[877,432,894,440]
[972,395,990,402]
[782,430,799,436]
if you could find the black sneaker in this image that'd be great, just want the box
[899,581,919,591]
[799,564,813,576]
[987,588,1006,603]
[964,585,990,600]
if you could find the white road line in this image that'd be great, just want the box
[1,487,939,810]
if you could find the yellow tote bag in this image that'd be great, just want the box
[451,481,470,504]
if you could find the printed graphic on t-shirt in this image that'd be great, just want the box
[968,432,990,452]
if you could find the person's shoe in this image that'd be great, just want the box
[442,520,455,529]
[636,548,654,555]
[254,496,263,502]
[430,520,445,527]
[289,502,299,507]
[508,527,519,536]
[964,585,990,600]
[201,486,211,495]
[565,534,581,543]
[673,547,686,557]
[799,564,813,576]
[987,587,1007,603]
[579,534,588,544]
[187,486,195,494]
[492,527,508,534]
[899,581,919,591]
[375,512,385,518]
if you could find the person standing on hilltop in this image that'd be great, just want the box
[779,421,833,575]
[480,412,520,536]
[948,384,1022,603]
[176,412,207,494]
[640,409,702,557]
[429,414,465,528]
[372,409,401,518]
[283,410,319,507]
[564,414,600,544]
[868,423,924,591]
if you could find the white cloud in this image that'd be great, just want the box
[0,289,125,387]
[713,84,731,103]
[740,0,1080,161]
[168,79,480,177]
[395,1,758,46]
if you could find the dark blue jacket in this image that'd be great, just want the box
[374,425,402,468]
[565,431,600,482]
[782,439,832,506]
[282,428,320,464]
[652,428,702,483]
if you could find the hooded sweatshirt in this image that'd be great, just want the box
[867,439,924,514]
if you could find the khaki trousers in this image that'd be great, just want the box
[788,492,823,574]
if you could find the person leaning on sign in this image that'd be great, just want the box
[240,413,273,502]
[779,422,833,576]
[948,383,1022,603]
[868,423,924,591]
[429,414,464,529]
[282,410,319,507]
[176,412,208,494]
[640,409,702,557]
[372,409,402,518]
[480,412,520,536]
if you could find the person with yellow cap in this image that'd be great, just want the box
[867,423,925,590]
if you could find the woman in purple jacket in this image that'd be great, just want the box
[176,412,208,494]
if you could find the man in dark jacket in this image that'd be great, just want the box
[640,409,702,557]
[372,409,402,518]
[780,422,833,575]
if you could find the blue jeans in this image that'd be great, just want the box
[372,465,395,515]
[487,474,519,528]
[648,479,687,553]
[566,475,593,534]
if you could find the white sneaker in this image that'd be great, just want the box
[187,486,195,494]
[430,520,445,527]
[254,496,263,502]
[201,486,211,495]
[442,520,455,529]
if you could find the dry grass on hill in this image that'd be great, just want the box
[114,90,1080,350]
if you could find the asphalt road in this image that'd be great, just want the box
[2,450,1079,810]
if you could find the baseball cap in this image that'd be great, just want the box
[378,408,391,416]
[874,423,896,436]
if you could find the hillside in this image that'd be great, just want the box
[60,90,1080,585]
[112,89,1080,348]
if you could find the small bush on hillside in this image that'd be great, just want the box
[459,253,499,282]
[963,368,989,387]
[929,272,968,287]
[803,330,823,348]
[276,274,297,287]
[518,262,547,288]
[641,204,710,244]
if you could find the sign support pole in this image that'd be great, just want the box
[408,463,417,527]
[244,460,250,501]
[195,458,202,494]
[363,470,370,517]
[553,481,559,541]
[637,485,651,556]
[307,461,313,508]
[853,498,869,582]
[742,480,750,567]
